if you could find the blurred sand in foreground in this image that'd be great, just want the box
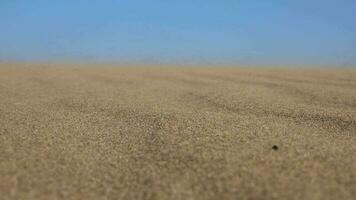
[1,64,356,200]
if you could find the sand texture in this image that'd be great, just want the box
[1,64,356,200]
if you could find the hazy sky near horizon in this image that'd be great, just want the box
[0,0,355,66]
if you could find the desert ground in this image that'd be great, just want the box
[0,64,355,200]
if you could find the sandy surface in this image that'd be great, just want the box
[1,64,356,200]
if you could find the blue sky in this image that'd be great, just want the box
[0,0,355,66]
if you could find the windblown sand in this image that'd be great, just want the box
[1,64,355,200]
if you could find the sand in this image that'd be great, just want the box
[1,64,356,200]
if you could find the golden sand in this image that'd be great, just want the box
[1,64,355,199]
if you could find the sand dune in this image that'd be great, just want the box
[1,64,356,200]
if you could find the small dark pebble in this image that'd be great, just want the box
[272,145,279,150]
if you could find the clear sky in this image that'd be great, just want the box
[0,0,355,66]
